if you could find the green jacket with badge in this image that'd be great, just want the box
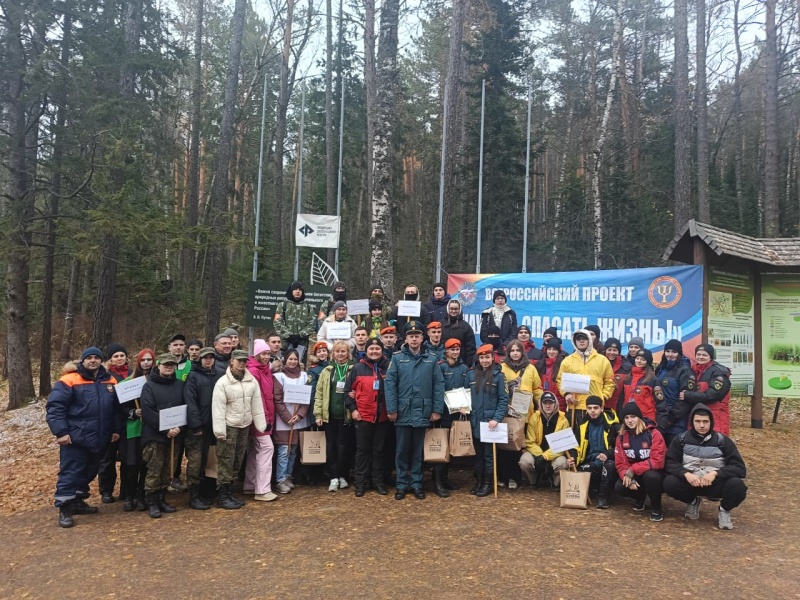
[274,287,317,349]
[313,362,353,423]
[385,345,445,427]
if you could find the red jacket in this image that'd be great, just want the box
[623,366,657,422]
[615,424,666,478]
[344,357,390,424]
[537,356,567,412]
[609,356,632,413]
[685,361,731,435]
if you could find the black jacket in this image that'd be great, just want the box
[423,294,451,325]
[141,372,185,445]
[184,362,221,434]
[214,352,231,377]
[441,299,477,366]
[480,308,518,346]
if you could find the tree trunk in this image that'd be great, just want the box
[733,0,745,230]
[369,0,400,293]
[764,0,780,235]
[696,0,710,222]
[204,0,248,342]
[325,0,336,266]
[673,0,692,233]
[365,0,377,228]
[4,0,37,408]
[40,12,73,397]
[184,0,203,289]
[60,259,82,362]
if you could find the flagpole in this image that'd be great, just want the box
[249,70,268,354]
[522,79,532,273]
[435,84,448,283]
[476,79,486,274]
[294,87,306,281]
[334,80,346,275]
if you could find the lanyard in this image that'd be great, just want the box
[334,362,348,382]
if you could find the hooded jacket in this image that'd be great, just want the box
[623,365,657,422]
[317,313,357,348]
[211,367,267,438]
[607,355,632,414]
[441,298,477,366]
[345,355,390,423]
[141,371,186,445]
[479,304,518,346]
[654,355,693,432]
[468,364,510,439]
[500,359,544,408]
[614,421,666,479]
[684,361,732,435]
[313,361,354,423]
[46,362,123,453]
[536,353,567,412]
[246,356,276,436]
[184,360,222,435]
[557,330,616,410]
[274,284,317,346]
[665,404,746,480]
[524,407,571,461]
[423,292,452,325]
[576,408,619,465]
[385,344,445,427]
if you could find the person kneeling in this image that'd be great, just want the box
[663,404,747,530]
[572,395,618,509]
[518,392,570,489]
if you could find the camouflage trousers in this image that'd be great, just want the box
[143,442,175,492]
[184,432,210,488]
[216,426,248,486]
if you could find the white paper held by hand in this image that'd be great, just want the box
[159,405,187,431]
[347,299,370,315]
[284,384,313,405]
[444,388,472,414]
[326,322,352,339]
[479,421,508,444]
[561,373,592,394]
[397,300,421,317]
[115,376,147,403]
[545,428,579,453]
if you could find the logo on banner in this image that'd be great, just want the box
[457,282,478,306]
[298,223,314,237]
[648,276,682,309]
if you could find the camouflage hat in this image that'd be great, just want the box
[231,349,249,361]
[157,353,178,365]
[198,347,215,358]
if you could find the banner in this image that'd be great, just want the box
[761,273,800,398]
[295,214,341,248]
[448,266,703,356]
[245,281,332,327]
[708,268,755,395]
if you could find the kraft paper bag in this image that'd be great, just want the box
[424,428,450,463]
[449,419,476,458]
[497,416,525,452]
[300,430,327,465]
[559,470,591,509]
[205,444,218,478]
[510,390,533,415]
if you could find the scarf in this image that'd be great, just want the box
[693,361,713,380]
[282,363,302,378]
[109,364,129,381]
[490,305,510,328]
[630,365,647,386]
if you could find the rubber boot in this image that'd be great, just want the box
[441,465,459,491]
[189,485,212,510]
[476,471,493,497]
[217,484,242,510]
[58,501,74,528]
[147,492,162,518]
[158,489,177,513]
[433,470,450,498]
[470,473,484,495]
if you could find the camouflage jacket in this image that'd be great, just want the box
[274,299,317,343]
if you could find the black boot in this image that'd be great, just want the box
[136,491,148,511]
[433,470,450,498]
[58,501,74,528]
[123,497,136,512]
[147,492,161,518]
[71,498,99,514]
[189,486,212,510]
[476,472,493,497]
[158,490,177,513]
[470,473,484,495]
[217,484,242,510]
[441,466,459,491]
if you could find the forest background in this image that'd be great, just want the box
[0,0,795,408]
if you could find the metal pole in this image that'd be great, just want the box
[522,80,532,273]
[435,84,448,282]
[249,71,269,354]
[294,87,306,281]
[334,81,346,274]
[476,79,486,274]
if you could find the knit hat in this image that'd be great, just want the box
[81,347,104,362]
[628,336,645,349]
[586,325,601,338]
[493,290,507,302]
[696,343,715,360]
[313,341,330,354]
[604,337,622,351]
[518,325,531,335]
[198,347,215,358]
[620,402,643,419]
[543,327,558,338]
[476,344,494,356]
[585,395,603,407]
[444,338,461,349]
[427,321,442,330]
[332,300,347,311]
[253,339,269,356]
[433,282,447,291]
[544,337,562,349]
[157,353,178,365]
[369,299,383,311]
[106,343,127,358]
[333,281,346,291]
[365,338,384,350]
[664,339,684,354]
[540,391,557,404]
[231,349,248,361]
[485,324,502,338]
[635,348,654,367]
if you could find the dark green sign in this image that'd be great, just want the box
[245,281,333,326]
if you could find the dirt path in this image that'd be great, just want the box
[1,399,798,599]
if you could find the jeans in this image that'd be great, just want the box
[276,444,298,483]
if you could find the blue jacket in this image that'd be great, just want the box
[468,365,509,439]
[46,363,122,453]
[385,345,445,427]
[654,357,693,433]
[439,358,470,426]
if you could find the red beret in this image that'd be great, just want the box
[427,321,442,330]
[476,344,494,356]
[444,338,461,349]
[380,326,396,335]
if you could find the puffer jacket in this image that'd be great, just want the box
[313,361,353,423]
[608,355,632,414]
[141,372,185,445]
[385,345,445,427]
[423,293,451,325]
[685,361,732,435]
[479,305,518,346]
[247,356,276,436]
[345,356,390,423]
[438,358,470,426]
[211,367,267,438]
[576,408,619,465]
[614,422,666,478]
[184,361,221,435]
[622,366,657,422]
[317,315,357,348]
[46,362,122,453]
[654,356,693,433]
[441,299,477,366]
[468,364,509,439]
[557,339,616,410]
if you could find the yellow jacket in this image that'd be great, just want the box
[556,349,616,410]
[524,409,570,461]
[500,362,544,407]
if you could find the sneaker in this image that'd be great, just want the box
[718,508,733,530]
[285,477,296,490]
[685,497,702,520]
[632,500,646,512]
[338,477,349,490]
[596,496,609,509]
[254,493,278,502]
[508,479,518,490]
[169,478,188,493]
[498,481,506,488]
[649,511,664,522]
[328,478,340,492]
[276,481,292,494]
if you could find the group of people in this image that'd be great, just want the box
[45,280,747,531]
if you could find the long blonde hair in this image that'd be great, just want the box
[624,415,647,436]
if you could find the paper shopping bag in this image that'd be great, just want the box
[510,390,533,415]
[559,469,591,509]
[424,428,450,463]
[497,416,525,451]
[205,444,218,478]
[449,418,476,457]
[300,430,327,465]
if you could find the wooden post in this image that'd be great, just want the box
[772,397,782,424]
[752,269,764,428]
[492,443,498,498]
[693,238,709,342]
[170,437,175,480]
